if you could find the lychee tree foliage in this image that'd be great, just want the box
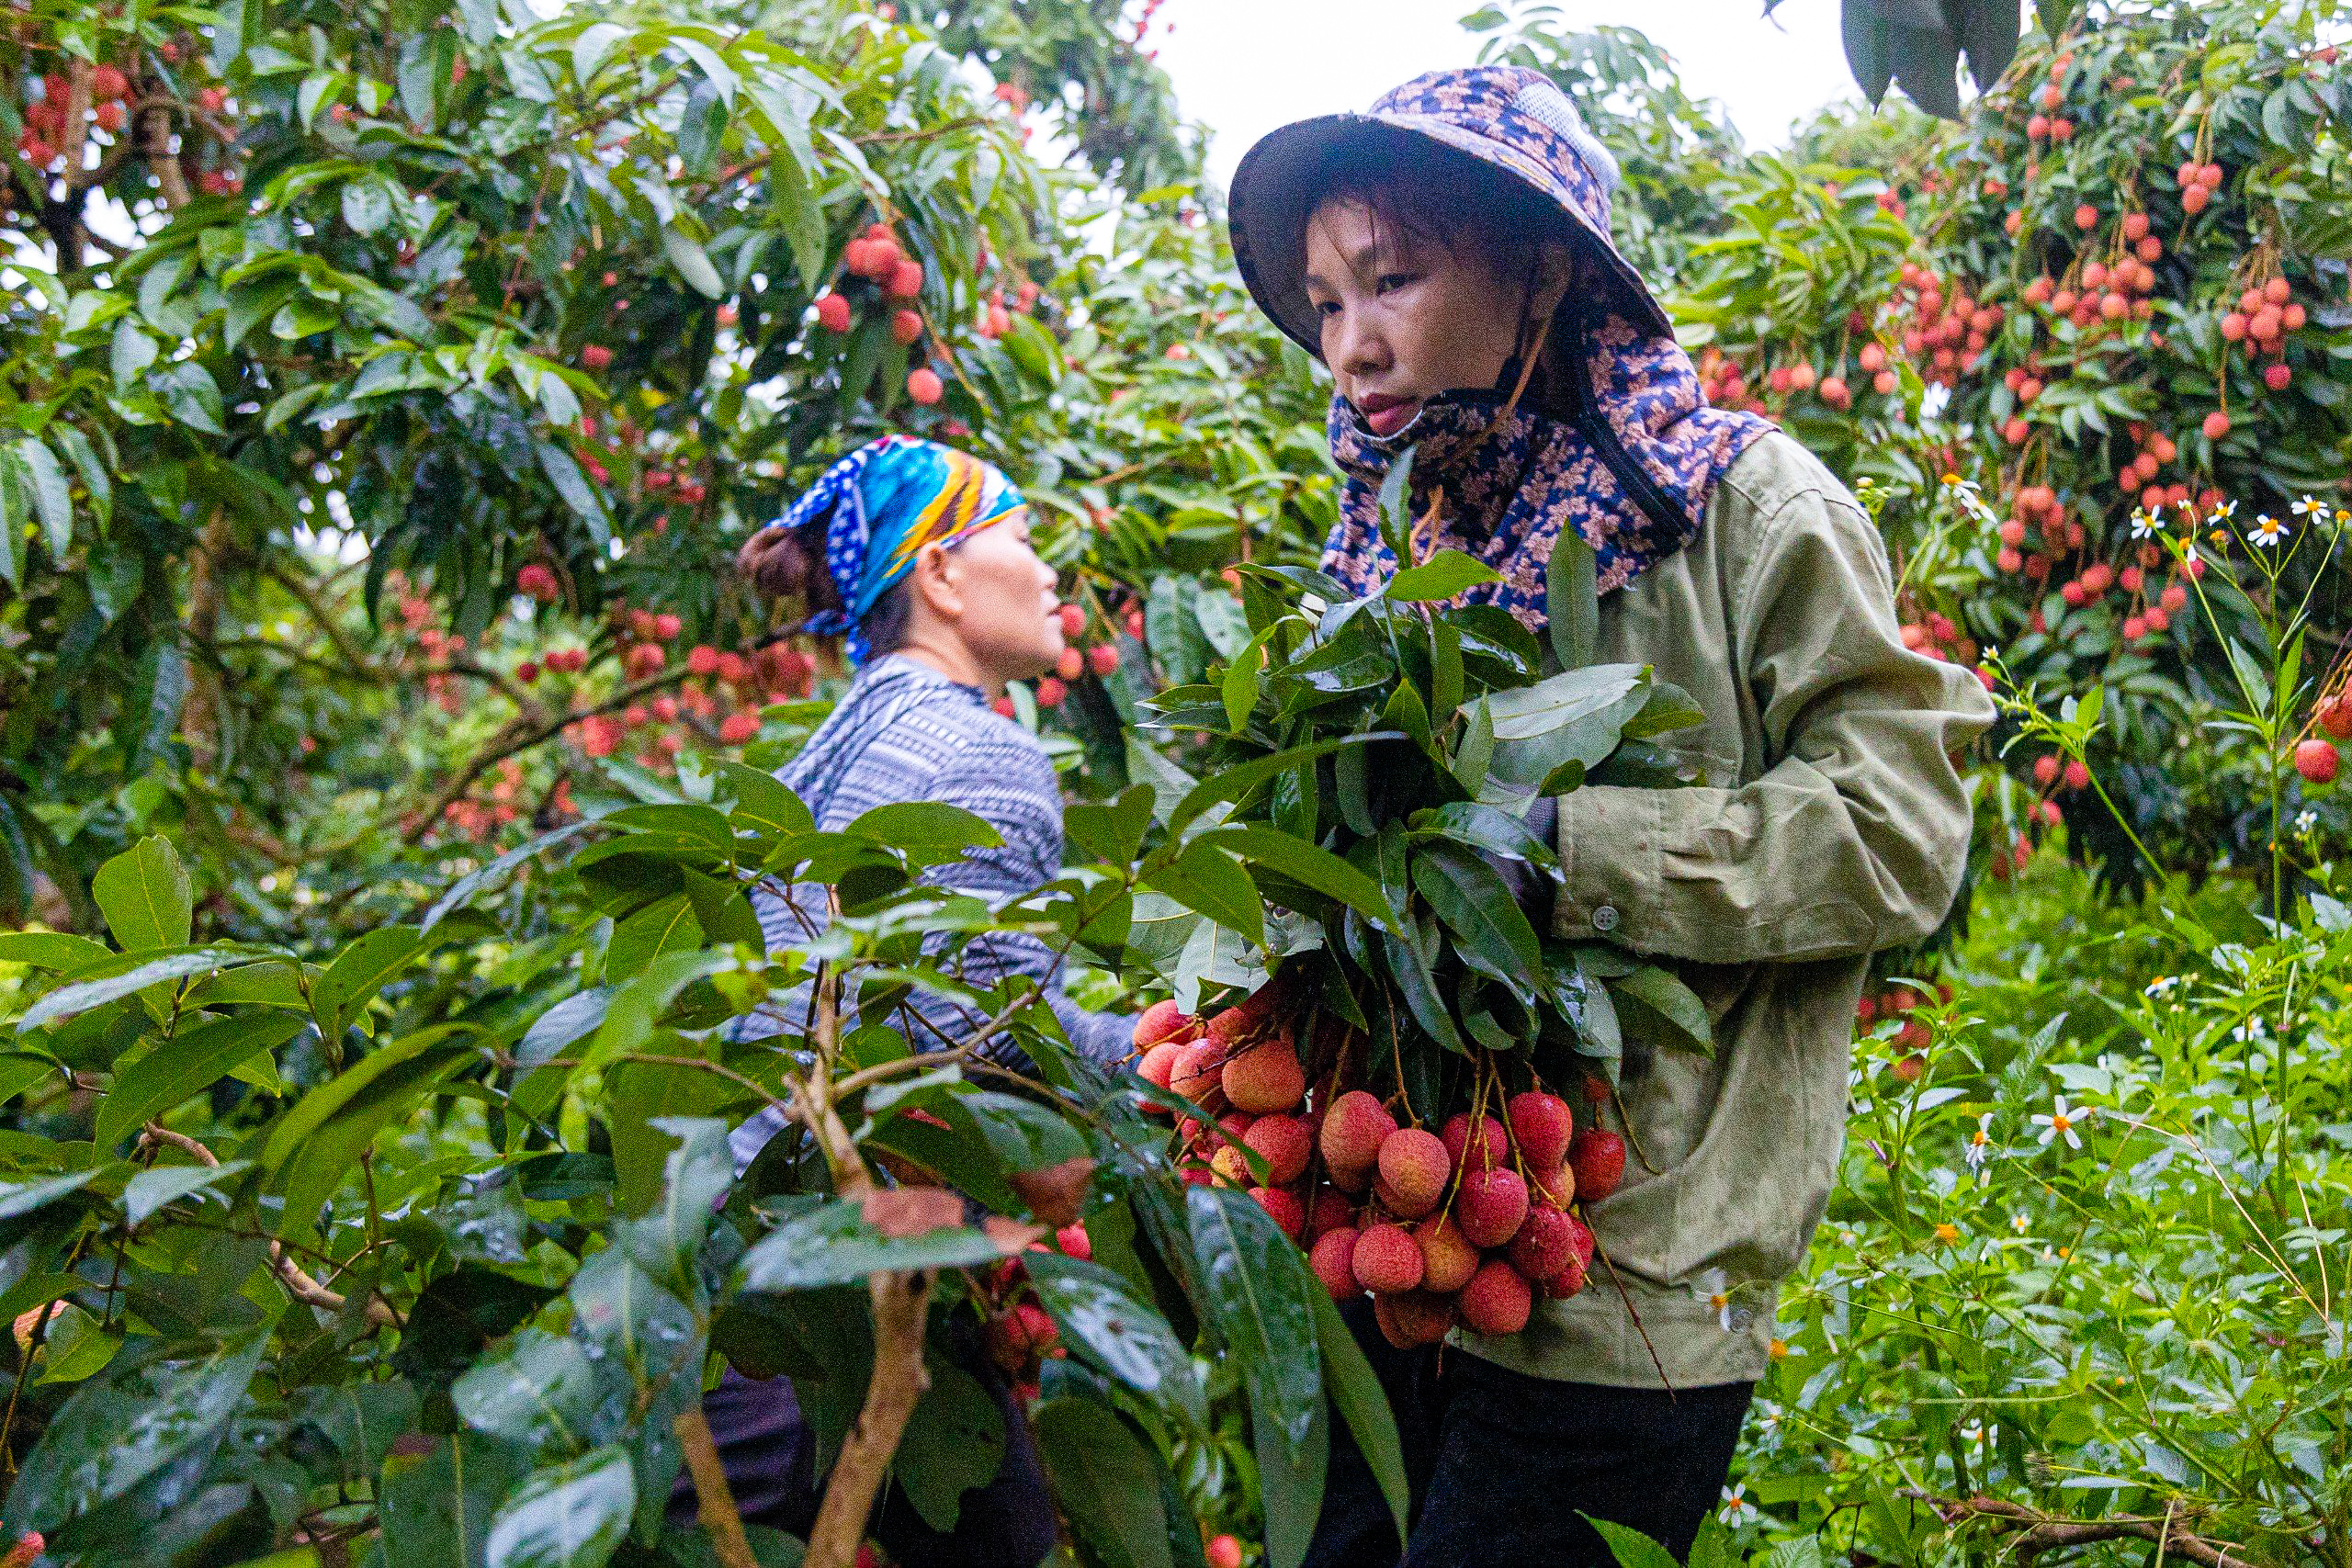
[0,0,1238,927]
[1656,0,2352,883]
[0,761,1410,1568]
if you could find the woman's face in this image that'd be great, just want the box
[1302,197,1540,437]
[919,513,1065,684]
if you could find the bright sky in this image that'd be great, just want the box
[1155,0,1863,187]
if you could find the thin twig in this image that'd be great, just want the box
[674,1406,762,1568]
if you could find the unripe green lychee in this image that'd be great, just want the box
[1374,1127,1448,1219]
[1351,1222,1425,1293]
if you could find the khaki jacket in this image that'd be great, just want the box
[1456,431,1996,1389]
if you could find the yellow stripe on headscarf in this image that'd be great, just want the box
[879,450,1019,577]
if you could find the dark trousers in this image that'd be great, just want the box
[668,1358,1057,1568]
[1306,1297,1754,1568]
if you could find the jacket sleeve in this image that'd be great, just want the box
[922,739,1135,1070]
[1551,483,1996,964]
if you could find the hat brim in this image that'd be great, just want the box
[1227,112,1673,362]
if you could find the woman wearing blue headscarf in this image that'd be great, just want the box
[671,435,1126,1567]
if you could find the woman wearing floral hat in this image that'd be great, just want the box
[1227,67,1994,1565]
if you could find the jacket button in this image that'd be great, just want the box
[1591,904,1620,932]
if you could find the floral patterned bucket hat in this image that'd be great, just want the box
[1227,63,1673,359]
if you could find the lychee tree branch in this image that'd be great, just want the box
[1909,1492,2254,1568]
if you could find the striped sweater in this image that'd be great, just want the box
[728,655,1130,1168]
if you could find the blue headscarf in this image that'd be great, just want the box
[775,435,1029,664]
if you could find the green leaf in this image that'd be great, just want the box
[1024,1253,1206,1427]
[1407,802,1559,874]
[1200,825,1396,929]
[485,1446,637,1568]
[97,1010,309,1147]
[894,1359,1008,1533]
[1545,535,1599,671]
[342,179,394,235]
[0,1168,101,1221]
[93,836,192,953]
[844,801,1001,850]
[1413,843,1543,995]
[1385,548,1503,603]
[733,1198,1026,1292]
[1168,736,1391,835]
[662,227,726,299]
[50,425,109,528]
[1031,1399,1178,1568]
[0,931,112,970]
[121,1160,251,1226]
[712,761,814,840]
[6,1332,267,1528]
[1145,841,1264,948]
[19,950,262,1032]
[313,924,430,1040]
[537,444,612,538]
[1609,964,1713,1055]
[152,361,227,435]
[1185,1185,1321,1447]
[1254,1388,1328,1568]
[421,822,592,933]
[1310,1284,1408,1551]
[1581,1515,1684,1568]
[453,1327,602,1451]
[15,439,71,560]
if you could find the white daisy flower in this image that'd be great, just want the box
[2144,975,2177,996]
[2232,1015,2267,1044]
[2010,1211,2031,1234]
[2252,513,2288,547]
[2290,495,2324,520]
[2129,509,2160,539]
[1693,1268,1736,1332]
[2295,809,2318,835]
[1961,1420,1991,1448]
[1720,1483,1753,1528]
[2211,500,2238,522]
[1964,1112,1995,1170]
[2030,1095,2089,1149]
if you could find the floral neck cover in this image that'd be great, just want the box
[1320,311,1773,636]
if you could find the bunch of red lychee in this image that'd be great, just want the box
[1132,996,1628,1349]
[981,1221,1091,1404]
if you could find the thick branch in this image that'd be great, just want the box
[137,1124,400,1327]
[673,1406,762,1568]
[803,1268,933,1568]
[135,104,189,209]
[1913,1493,2256,1568]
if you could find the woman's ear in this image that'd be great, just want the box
[907,539,964,625]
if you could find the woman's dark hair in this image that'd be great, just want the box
[1304,133,1594,411]
[736,520,914,653]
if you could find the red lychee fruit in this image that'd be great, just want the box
[1306,1186,1354,1241]
[1351,1222,1425,1293]
[1133,997,1196,1049]
[889,308,923,345]
[516,562,559,603]
[1456,1167,1531,1249]
[1506,1090,1573,1170]
[1507,1205,1574,1280]
[1221,1038,1305,1113]
[886,259,924,299]
[1206,1535,1243,1568]
[581,344,613,371]
[1243,1113,1312,1187]
[1319,1089,1396,1187]
[1250,1185,1305,1239]
[2295,739,2339,784]
[1056,1222,1091,1260]
[1529,1160,1575,1207]
[1309,1227,1360,1298]
[1056,645,1085,681]
[1374,1127,1449,1219]
[686,644,721,676]
[1458,1258,1533,1336]
[2201,410,2230,440]
[1414,1214,1481,1294]
[1568,1127,1627,1202]
[816,292,852,333]
[907,367,944,405]
[1056,603,1085,639]
[719,712,760,745]
[1088,643,1120,677]
[2318,696,2352,740]
[1136,1041,1182,1099]
[1170,1039,1227,1105]
[1387,1290,1458,1348]
[1441,1111,1507,1173]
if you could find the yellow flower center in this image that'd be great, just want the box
[1934,1223,1960,1244]
[2052,1113,2072,1132]
[1768,1337,1790,1360]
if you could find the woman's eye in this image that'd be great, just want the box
[1313,299,1340,317]
[1375,273,1414,293]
